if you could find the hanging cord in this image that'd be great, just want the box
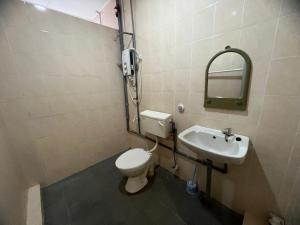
[127,49,143,106]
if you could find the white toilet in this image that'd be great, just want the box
[115,110,172,193]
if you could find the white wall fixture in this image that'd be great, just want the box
[178,125,249,164]
[140,110,172,138]
[116,110,173,193]
[177,104,185,113]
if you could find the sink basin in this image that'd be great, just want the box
[178,125,249,164]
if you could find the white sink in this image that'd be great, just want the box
[178,125,249,164]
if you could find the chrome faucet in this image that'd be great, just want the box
[222,128,234,142]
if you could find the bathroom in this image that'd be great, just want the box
[0,0,299,224]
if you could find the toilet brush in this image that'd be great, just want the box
[186,164,199,196]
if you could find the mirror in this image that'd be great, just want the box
[204,46,252,110]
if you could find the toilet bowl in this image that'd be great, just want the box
[115,148,152,193]
[115,110,173,193]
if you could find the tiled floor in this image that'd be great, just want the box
[42,154,243,225]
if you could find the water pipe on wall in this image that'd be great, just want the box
[115,0,141,134]
[148,136,159,153]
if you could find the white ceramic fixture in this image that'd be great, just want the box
[115,110,172,193]
[115,148,151,193]
[178,125,249,164]
[140,110,172,138]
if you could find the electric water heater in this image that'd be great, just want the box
[122,48,135,76]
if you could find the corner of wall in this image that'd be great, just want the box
[26,185,43,225]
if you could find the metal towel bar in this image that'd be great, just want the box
[208,68,243,74]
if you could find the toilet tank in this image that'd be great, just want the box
[140,110,172,138]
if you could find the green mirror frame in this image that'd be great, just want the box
[204,46,252,111]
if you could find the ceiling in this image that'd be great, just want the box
[24,0,112,23]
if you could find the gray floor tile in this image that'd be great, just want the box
[44,198,70,225]
[42,154,243,225]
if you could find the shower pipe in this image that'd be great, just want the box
[115,0,228,176]
[118,0,141,134]
[115,0,130,132]
[128,0,141,134]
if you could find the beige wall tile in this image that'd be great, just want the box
[214,0,244,34]
[240,19,277,62]
[133,0,300,221]
[0,32,16,75]
[23,97,52,119]
[273,13,300,59]
[193,5,215,41]
[191,38,213,68]
[0,128,27,225]
[0,74,24,100]
[174,69,190,92]
[284,167,300,224]
[5,26,41,54]
[35,31,59,56]
[150,73,164,92]
[38,53,65,76]
[176,17,193,45]
[188,92,204,114]
[160,0,176,29]
[237,149,280,217]
[228,93,263,126]
[0,0,29,28]
[266,57,300,96]
[249,60,270,95]
[192,0,218,13]
[20,75,48,97]
[162,71,175,92]
[212,29,241,52]
[0,0,127,188]
[280,0,300,16]
[277,132,300,214]
[189,67,205,93]
[14,53,42,76]
[149,92,170,113]
[259,95,300,131]
[243,0,283,26]
[175,0,194,20]
[175,44,192,69]
[254,127,297,195]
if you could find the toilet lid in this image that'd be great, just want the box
[115,148,151,170]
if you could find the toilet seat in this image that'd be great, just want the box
[115,148,151,171]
